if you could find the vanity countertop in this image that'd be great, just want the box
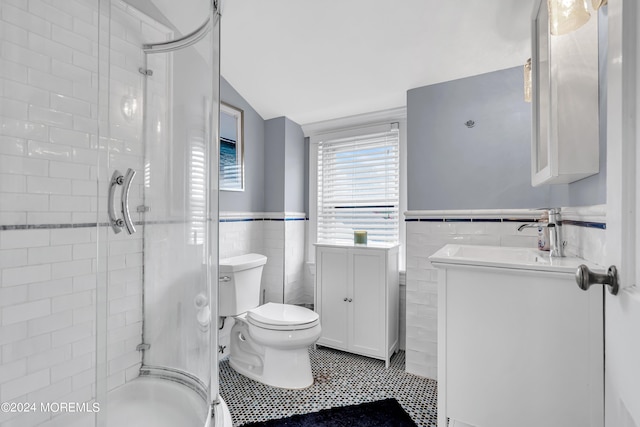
[429,244,604,275]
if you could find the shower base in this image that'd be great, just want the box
[107,377,231,427]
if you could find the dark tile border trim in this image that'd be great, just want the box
[1,222,106,231]
[3,217,602,231]
[561,219,606,230]
[404,217,606,229]
[219,217,307,223]
[1,219,206,231]
[2,216,309,230]
[404,217,537,223]
[219,218,257,223]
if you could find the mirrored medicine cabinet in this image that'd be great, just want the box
[531,0,600,186]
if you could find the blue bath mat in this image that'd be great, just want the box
[239,398,417,426]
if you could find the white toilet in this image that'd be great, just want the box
[219,253,321,389]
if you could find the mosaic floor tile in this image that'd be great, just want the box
[219,346,437,427]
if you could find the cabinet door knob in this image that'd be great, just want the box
[575,264,619,295]
[343,297,348,301]
[348,298,353,302]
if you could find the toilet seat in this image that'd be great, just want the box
[246,302,319,331]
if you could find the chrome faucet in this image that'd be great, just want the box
[517,208,565,257]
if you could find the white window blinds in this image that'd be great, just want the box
[317,126,400,244]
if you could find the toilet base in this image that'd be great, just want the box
[230,346,314,389]
[229,317,318,389]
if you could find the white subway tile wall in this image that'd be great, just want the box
[218,218,265,260]
[262,218,285,303]
[0,1,170,425]
[404,207,606,379]
[284,216,306,305]
[561,205,606,264]
[219,213,312,306]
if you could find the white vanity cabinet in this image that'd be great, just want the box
[430,244,604,427]
[531,0,600,186]
[315,243,399,367]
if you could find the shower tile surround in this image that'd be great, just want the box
[404,205,606,379]
[0,1,172,425]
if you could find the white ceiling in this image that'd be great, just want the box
[130,0,537,126]
[220,0,537,125]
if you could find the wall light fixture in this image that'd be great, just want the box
[591,0,607,10]
[547,0,606,36]
[547,0,591,35]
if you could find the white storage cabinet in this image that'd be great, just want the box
[315,243,399,367]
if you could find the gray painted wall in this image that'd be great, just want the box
[304,137,310,217]
[407,64,606,211]
[220,77,265,212]
[284,117,306,213]
[220,78,306,214]
[222,51,607,214]
[264,118,286,212]
[264,116,306,213]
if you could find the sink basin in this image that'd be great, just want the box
[429,244,603,274]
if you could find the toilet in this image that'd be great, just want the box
[219,253,321,389]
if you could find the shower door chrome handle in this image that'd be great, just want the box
[121,168,137,235]
[108,169,136,235]
[108,170,125,234]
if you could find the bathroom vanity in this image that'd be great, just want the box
[315,243,399,367]
[430,244,604,427]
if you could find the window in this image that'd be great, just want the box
[316,125,400,244]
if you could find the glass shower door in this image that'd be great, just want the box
[140,8,219,403]
[95,1,219,425]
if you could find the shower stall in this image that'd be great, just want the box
[0,0,223,426]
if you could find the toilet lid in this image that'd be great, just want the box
[247,303,319,328]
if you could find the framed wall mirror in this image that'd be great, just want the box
[220,102,244,191]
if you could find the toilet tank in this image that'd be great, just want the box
[219,253,267,317]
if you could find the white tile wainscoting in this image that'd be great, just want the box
[218,212,309,358]
[219,212,309,306]
[404,205,606,379]
[284,218,308,305]
[219,213,408,356]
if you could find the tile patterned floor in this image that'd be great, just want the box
[219,346,437,427]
